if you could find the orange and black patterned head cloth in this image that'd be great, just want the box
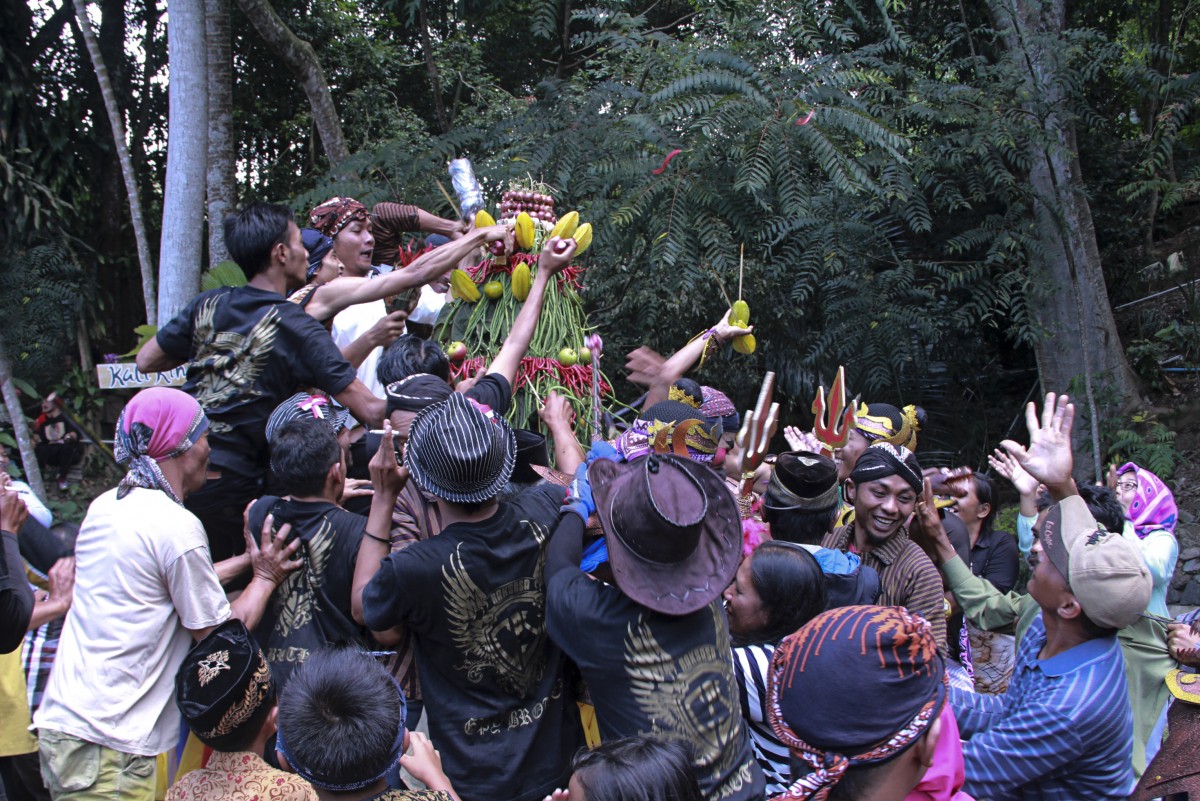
[767,605,946,801]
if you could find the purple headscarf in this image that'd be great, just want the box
[1118,462,1178,539]
[115,387,209,504]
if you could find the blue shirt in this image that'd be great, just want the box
[952,613,1135,801]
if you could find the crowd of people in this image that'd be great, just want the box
[1,196,1199,801]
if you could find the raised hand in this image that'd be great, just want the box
[538,236,578,275]
[624,346,666,388]
[989,448,1039,497]
[367,421,409,497]
[907,478,955,565]
[1000,393,1075,497]
[783,425,823,454]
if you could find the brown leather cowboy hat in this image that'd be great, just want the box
[589,453,741,615]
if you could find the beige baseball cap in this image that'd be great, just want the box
[1039,495,1151,630]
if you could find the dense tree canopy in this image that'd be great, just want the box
[4,0,1200,470]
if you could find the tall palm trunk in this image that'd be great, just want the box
[158,0,208,324]
[206,0,236,267]
[71,0,157,325]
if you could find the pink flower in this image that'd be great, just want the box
[742,519,768,557]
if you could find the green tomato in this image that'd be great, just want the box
[557,347,579,367]
[483,280,504,300]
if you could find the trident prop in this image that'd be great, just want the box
[811,366,856,455]
[736,372,781,497]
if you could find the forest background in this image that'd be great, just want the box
[3,0,1200,517]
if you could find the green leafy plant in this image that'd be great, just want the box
[1104,410,1179,479]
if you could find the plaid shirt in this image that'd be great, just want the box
[384,483,445,701]
[822,524,947,653]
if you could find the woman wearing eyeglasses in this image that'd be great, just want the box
[1113,463,1179,619]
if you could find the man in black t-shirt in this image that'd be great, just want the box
[355,390,583,801]
[138,203,384,561]
[246,415,368,690]
[545,453,765,801]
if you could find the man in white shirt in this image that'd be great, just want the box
[33,388,300,801]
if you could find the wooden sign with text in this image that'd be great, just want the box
[96,362,186,390]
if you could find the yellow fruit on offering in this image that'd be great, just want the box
[483,280,503,300]
[515,212,535,250]
[732,333,757,354]
[572,223,593,254]
[475,209,496,228]
[511,263,532,301]
[450,269,480,303]
[731,300,750,326]
[550,211,580,239]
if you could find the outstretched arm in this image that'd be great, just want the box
[488,237,577,388]
[304,226,513,321]
[627,310,751,411]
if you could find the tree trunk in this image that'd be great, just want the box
[206,0,236,267]
[158,0,208,325]
[71,0,157,325]
[417,0,451,133]
[991,0,1142,481]
[235,0,350,167]
[0,340,45,500]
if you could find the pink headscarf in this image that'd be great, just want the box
[1118,462,1178,539]
[115,387,208,504]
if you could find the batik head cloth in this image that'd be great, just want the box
[856,403,921,451]
[700,385,741,433]
[114,387,208,505]
[767,605,947,801]
[849,442,922,494]
[1117,462,1178,539]
[308,196,368,238]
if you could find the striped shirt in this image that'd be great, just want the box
[953,613,1135,801]
[732,644,790,796]
[822,524,947,653]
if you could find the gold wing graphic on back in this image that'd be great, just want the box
[442,545,491,666]
[625,615,687,733]
[229,307,280,391]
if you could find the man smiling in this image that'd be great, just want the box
[821,441,947,652]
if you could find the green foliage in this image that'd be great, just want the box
[0,243,84,382]
[200,261,248,291]
[1103,411,1179,479]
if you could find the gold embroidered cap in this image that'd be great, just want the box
[175,619,276,750]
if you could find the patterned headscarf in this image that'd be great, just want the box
[301,228,334,280]
[767,606,947,801]
[849,442,922,494]
[1118,462,1178,539]
[308,196,368,238]
[114,388,209,505]
[616,400,722,463]
[856,403,921,451]
[700,385,741,434]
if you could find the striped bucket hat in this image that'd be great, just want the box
[405,392,516,504]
